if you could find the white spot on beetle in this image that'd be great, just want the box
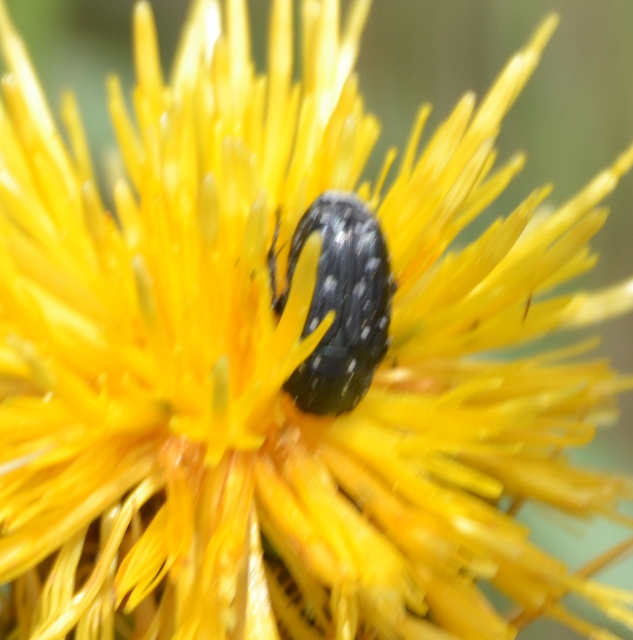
[347,359,357,374]
[312,355,322,369]
[323,275,338,292]
[378,316,388,330]
[308,318,319,332]
[360,326,370,340]
[353,279,367,299]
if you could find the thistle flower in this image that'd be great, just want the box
[0,1,632,639]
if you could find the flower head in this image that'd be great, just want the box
[0,1,632,639]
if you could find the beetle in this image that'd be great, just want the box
[269,191,394,415]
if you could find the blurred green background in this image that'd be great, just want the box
[4,0,633,638]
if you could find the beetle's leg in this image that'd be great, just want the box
[268,208,285,315]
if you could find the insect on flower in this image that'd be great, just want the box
[0,1,632,639]
[271,191,394,415]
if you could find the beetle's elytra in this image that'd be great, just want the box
[270,191,394,415]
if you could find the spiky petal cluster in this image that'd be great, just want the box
[0,1,631,639]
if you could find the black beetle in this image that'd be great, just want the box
[269,191,394,415]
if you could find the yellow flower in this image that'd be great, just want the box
[0,0,632,639]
